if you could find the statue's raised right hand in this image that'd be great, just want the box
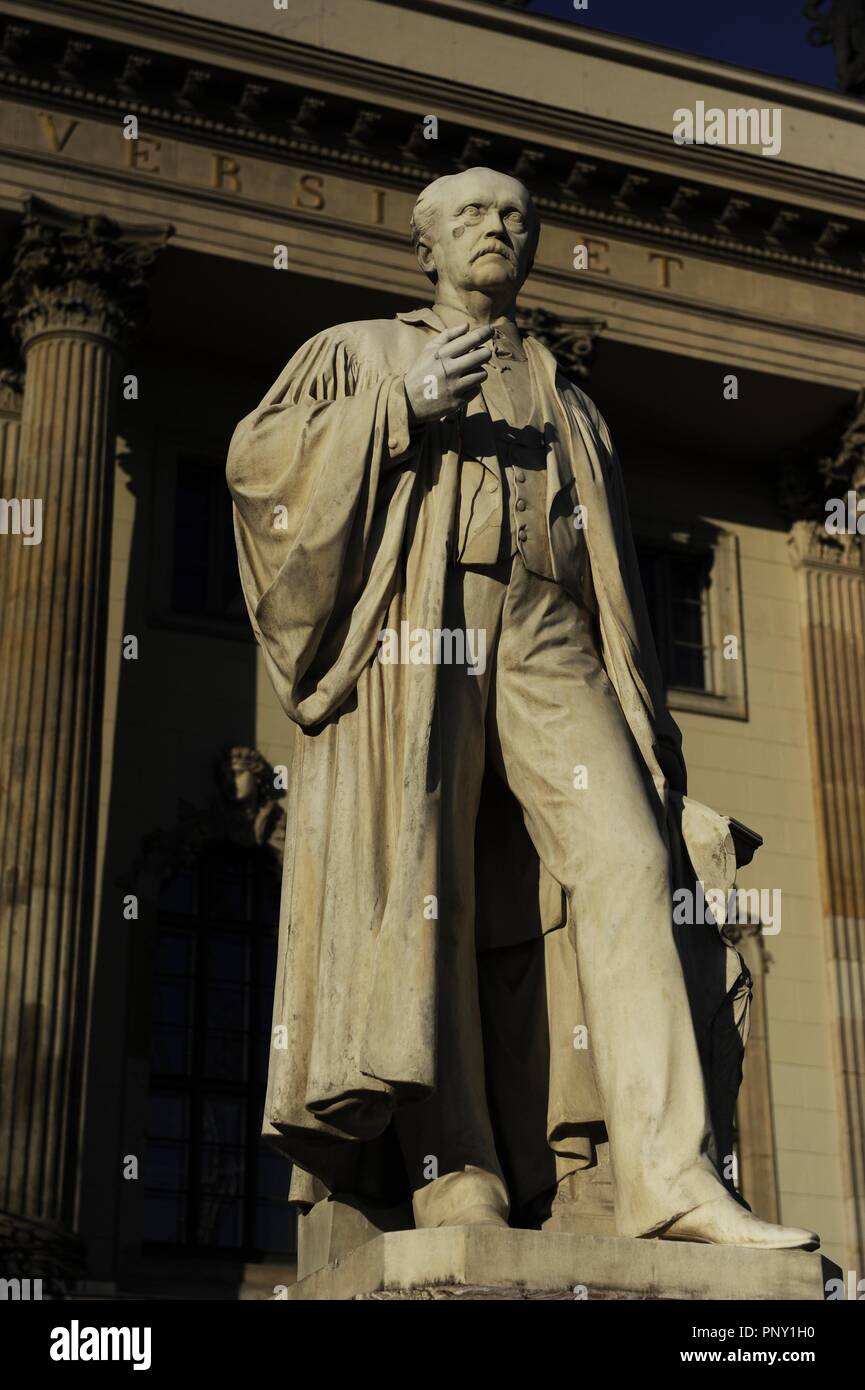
[403,322,494,425]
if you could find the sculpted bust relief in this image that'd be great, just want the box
[227,167,818,1252]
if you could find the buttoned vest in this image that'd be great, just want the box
[453,334,596,614]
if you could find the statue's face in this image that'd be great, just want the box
[229,758,257,802]
[419,169,536,298]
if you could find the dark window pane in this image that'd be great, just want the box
[671,552,707,589]
[146,846,286,1253]
[259,937,278,989]
[155,931,194,977]
[260,879,281,930]
[671,646,706,690]
[150,1026,192,1075]
[206,870,250,921]
[671,600,704,647]
[143,1192,187,1244]
[148,1092,190,1141]
[171,457,243,621]
[201,1096,246,1146]
[172,460,212,614]
[255,1200,296,1253]
[152,981,192,1026]
[206,980,245,1023]
[257,1148,291,1200]
[637,551,658,640]
[635,542,709,692]
[204,1031,247,1080]
[199,1146,245,1197]
[207,936,247,983]
[159,869,197,916]
[255,1151,294,1252]
[146,1140,188,1191]
[257,985,274,1028]
[197,1198,243,1248]
[254,1030,272,1083]
[670,554,708,690]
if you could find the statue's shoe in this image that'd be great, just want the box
[444,1204,510,1228]
[659,1197,819,1251]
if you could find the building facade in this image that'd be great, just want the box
[0,0,863,1296]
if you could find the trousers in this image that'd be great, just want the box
[393,554,725,1236]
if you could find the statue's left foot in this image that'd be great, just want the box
[659,1197,819,1251]
[445,1204,510,1229]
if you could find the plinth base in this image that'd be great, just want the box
[283,1226,831,1300]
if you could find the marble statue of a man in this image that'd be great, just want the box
[227,167,817,1250]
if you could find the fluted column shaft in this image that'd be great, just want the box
[734,928,780,1223]
[0,328,117,1230]
[0,379,22,617]
[0,198,168,1273]
[791,515,865,1274]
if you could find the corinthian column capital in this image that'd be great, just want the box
[0,195,172,348]
[786,387,865,573]
[788,518,865,573]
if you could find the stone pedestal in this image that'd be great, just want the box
[297,1197,412,1281]
[283,1226,833,1301]
[296,1149,617,1282]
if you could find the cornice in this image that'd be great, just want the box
[4,0,865,209]
[380,0,865,117]
[0,7,864,292]
[8,135,865,373]
[24,0,865,121]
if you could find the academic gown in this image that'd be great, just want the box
[226,308,751,1213]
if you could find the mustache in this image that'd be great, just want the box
[470,241,517,265]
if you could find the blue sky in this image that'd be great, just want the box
[527,0,840,89]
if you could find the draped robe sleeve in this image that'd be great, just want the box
[227,329,419,727]
[227,325,460,1198]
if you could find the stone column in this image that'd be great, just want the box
[732,924,780,1223]
[0,368,22,616]
[0,197,169,1281]
[789,437,865,1274]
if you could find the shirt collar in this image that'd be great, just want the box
[395,306,442,330]
[395,304,527,360]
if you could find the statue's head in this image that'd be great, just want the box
[410,167,540,305]
[217,746,273,807]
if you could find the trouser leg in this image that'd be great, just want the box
[490,559,725,1236]
[393,564,510,1228]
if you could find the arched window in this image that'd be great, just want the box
[143,842,295,1256]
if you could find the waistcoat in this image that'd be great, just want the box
[454,328,596,614]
